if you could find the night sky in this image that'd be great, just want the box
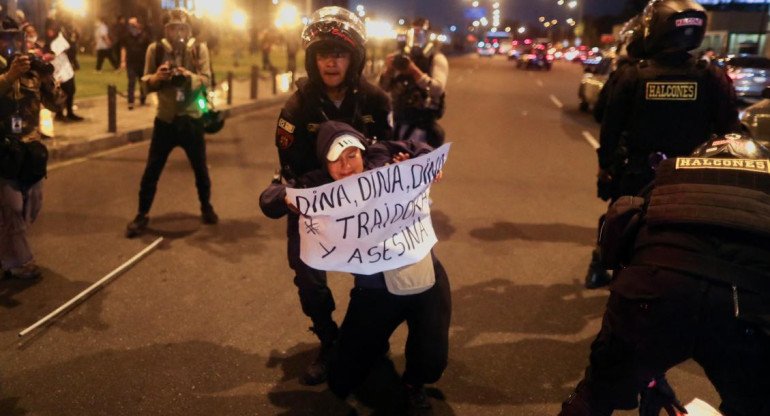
[355,0,625,29]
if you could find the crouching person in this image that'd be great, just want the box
[260,120,451,414]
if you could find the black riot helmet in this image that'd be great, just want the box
[163,8,191,47]
[0,18,25,60]
[618,15,645,59]
[302,6,367,87]
[643,0,707,55]
[690,133,770,159]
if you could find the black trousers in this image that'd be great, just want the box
[126,65,146,105]
[137,117,212,215]
[96,48,117,70]
[328,257,452,398]
[579,266,770,416]
[286,212,334,319]
[58,78,76,117]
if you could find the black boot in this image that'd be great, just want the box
[302,318,338,386]
[404,383,431,415]
[584,249,611,289]
[125,213,149,238]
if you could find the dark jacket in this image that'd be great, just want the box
[274,77,393,183]
[260,120,432,220]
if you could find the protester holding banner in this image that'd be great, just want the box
[263,120,450,413]
[269,6,392,386]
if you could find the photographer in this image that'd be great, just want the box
[379,18,448,146]
[0,18,63,279]
[125,8,217,238]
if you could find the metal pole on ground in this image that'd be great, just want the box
[250,65,259,99]
[18,237,165,338]
[108,85,117,133]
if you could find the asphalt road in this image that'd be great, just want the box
[1,54,720,416]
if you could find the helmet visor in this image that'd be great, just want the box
[302,6,366,48]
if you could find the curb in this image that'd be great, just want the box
[47,94,289,162]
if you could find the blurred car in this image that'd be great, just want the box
[578,57,613,112]
[739,86,770,147]
[516,46,553,70]
[477,41,496,57]
[719,55,770,101]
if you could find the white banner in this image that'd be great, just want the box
[286,143,451,275]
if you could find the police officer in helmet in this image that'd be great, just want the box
[261,6,392,386]
[585,0,740,289]
[592,14,646,124]
[0,17,62,279]
[379,17,448,146]
[560,133,770,416]
[125,8,217,238]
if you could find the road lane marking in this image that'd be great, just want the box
[582,130,600,149]
[549,94,564,109]
[18,237,165,338]
[536,79,544,87]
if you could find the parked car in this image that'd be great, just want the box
[719,55,770,101]
[578,58,613,112]
[739,86,770,147]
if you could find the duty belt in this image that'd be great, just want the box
[630,246,770,296]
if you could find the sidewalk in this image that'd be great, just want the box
[46,72,302,161]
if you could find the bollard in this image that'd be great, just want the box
[272,68,278,96]
[108,84,117,133]
[227,71,233,105]
[250,65,259,100]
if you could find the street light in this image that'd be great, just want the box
[275,4,300,28]
[231,10,247,30]
[518,26,526,34]
[472,1,479,7]
[60,0,86,17]
[493,2,500,9]
[568,1,578,8]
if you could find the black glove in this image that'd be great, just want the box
[639,376,688,416]
[597,179,612,201]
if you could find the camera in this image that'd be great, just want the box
[166,64,187,87]
[6,52,54,76]
[393,53,411,72]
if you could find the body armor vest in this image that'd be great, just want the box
[646,157,770,237]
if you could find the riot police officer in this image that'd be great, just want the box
[379,17,448,146]
[585,0,740,288]
[0,18,62,279]
[560,134,770,416]
[266,6,392,386]
[592,14,646,124]
[125,8,217,238]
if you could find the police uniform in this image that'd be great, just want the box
[599,50,739,197]
[562,140,770,416]
[273,75,392,335]
[0,55,63,277]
